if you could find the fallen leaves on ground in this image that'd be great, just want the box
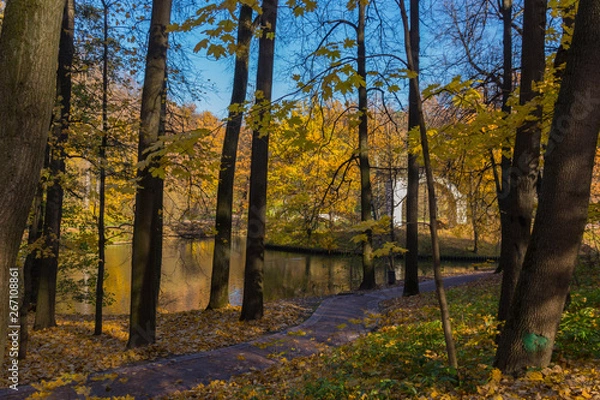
[1,299,317,387]
[166,268,600,399]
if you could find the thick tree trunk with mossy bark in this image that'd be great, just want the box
[497,0,547,323]
[208,4,253,310]
[0,0,65,367]
[403,0,420,297]
[240,0,278,322]
[495,0,600,372]
[34,0,75,331]
[127,0,171,348]
[357,0,376,290]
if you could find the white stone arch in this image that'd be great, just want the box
[390,175,467,226]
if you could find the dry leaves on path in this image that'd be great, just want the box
[166,273,600,400]
[1,299,318,387]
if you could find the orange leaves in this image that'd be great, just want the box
[476,364,600,400]
[0,299,314,388]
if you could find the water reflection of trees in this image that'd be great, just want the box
[65,240,477,315]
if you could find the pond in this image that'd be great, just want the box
[58,238,488,315]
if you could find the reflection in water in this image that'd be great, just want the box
[58,238,480,315]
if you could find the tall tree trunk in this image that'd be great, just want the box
[552,1,575,78]
[399,0,458,371]
[127,0,171,348]
[34,0,75,331]
[387,166,396,285]
[0,0,64,368]
[208,4,253,310]
[18,183,45,359]
[469,175,480,254]
[240,0,278,322]
[95,0,109,336]
[497,0,547,323]
[493,0,512,278]
[495,0,600,372]
[357,0,376,291]
[403,0,420,297]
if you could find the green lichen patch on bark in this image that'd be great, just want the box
[522,332,548,353]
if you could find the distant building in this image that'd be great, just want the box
[384,173,467,227]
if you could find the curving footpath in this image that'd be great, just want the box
[0,272,491,400]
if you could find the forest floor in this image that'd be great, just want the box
[1,298,319,388]
[1,272,486,399]
[2,262,598,399]
[167,263,600,400]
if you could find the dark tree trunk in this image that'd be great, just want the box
[357,0,376,291]
[494,0,513,276]
[208,4,253,310]
[33,0,75,331]
[19,183,44,359]
[492,2,512,299]
[95,0,109,336]
[470,179,480,254]
[127,0,171,348]
[399,0,458,371]
[240,0,278,322]
[387,167,396,285]
[495,0,600,372]
[403,0,420,297]
[497,0,547,323]
[553,1,575,78]
[0,0,64,367]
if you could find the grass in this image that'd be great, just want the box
[169,260,599,399]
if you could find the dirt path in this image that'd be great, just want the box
[0,272,491,400]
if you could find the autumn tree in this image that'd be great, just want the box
[127,0,171,348]
[34,0,76,331]
[403,0,419,297]
[94,0,110,336]
[0,0,65,366]
[355,0,376,290]
[399,0,458,371]
[493,0,513,278]
[497,0,547,323]
[495,0,600,372]
[240,0,278,321]
[208,4,253,310]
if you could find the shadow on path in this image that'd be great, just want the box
[0,272,490,399]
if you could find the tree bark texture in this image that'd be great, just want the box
[357,0,376,291]
[0,0,65,367]
[399,0,458,371]
[127,0,171,348]
[35,0,75,331]
[387,167,397,285]
[240,0,278,322]
[497,0,547,323]
[403,0,420,297]
[95,0,109,336]
[494,0,512,277]
[495,0,600,372]
[208,4,253,310]
[19,183,44,359]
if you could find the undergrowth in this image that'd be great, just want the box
[171,261,599,399]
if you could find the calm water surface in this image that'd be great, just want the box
[58,238,483,315]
